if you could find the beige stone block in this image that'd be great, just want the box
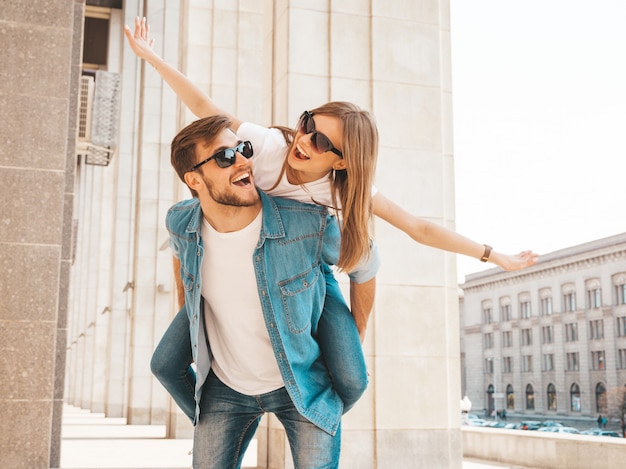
[374,285,449,356]
[376,428,462,468]
[0,22,72,97]
[331,0,372,16]
[238,10,264,50]
[288,74,331,115]
[0,320,56,400]
[289,9,329,76]
[373,82,442,152]
[374,355,451,429]
[0,400,53,469]
[0,244,60,321]
[329,78,371,107]
[372,18,440,87]
[375,147,446,217]
[211,47,238,86]
[372,0,439,23]
[0,95,69,170]
[331,14,371,80]
[339,429,375,468]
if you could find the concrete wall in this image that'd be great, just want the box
[0,1,83,468]
[463,427,626,468]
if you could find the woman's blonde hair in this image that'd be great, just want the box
[273,102,379,272]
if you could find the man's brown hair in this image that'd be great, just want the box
[171,115,233,196]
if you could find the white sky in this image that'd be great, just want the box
[450,0,626,282]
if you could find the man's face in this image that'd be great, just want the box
[193,128,258,207]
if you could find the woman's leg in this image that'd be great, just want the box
[316,266,368,413]
[150,307,196,421]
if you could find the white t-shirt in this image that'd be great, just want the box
[201,212,284,395]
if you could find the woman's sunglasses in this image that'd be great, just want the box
[297,111,343,157]
[189,141,254,171]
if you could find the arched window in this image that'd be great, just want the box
[595,383,607,413]
[506,384,514,409]
[525,384,535,410]
[547,383,557,411]
[570,383,581,412]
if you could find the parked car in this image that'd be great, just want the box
[580,428,622,437]
[518,420,543,430]
[541,420,563,428]
[483,421,508,428]
[538,426,580,434]
[467,418,488,427]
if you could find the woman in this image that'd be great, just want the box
[125,17,537,421]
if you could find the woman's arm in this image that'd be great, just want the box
[124,16,243,130]
[372,191,538,271]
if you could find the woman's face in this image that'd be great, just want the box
[287,113,346,183]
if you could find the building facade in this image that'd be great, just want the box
[0,1,464,468]
[460,233,626,421]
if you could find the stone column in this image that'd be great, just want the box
[263,1,462,467]
[0,1,83,468]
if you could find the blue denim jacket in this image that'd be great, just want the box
[166,191,380,435]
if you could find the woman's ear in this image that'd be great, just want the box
[332,158,347,171]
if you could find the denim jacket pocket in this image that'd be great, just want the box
[279,267,321,334]
[181,267,196,292]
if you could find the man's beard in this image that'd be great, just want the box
[204,177,259,207]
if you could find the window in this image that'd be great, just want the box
[570,383,581,412]
[525,384,535,410]
[542,354,555,372]
[615,283,626,305]
[519,293,532,318]
[483,306,493,324]
[540,293,553,316]
[522,355,533,373]
[547,383,557,411]
[501,303,512,321]
[484,332,494,349]
[562,284,577,312]
[83,9,111,69]
[542,325,553,344]
[563,292,576,312]
[587,288,602,309]
[502,331,512,348]
[617,317,626,337]
[618,349,626,369]
[485,358,494,374]
[506,384,514,409]
[566,352,579,371]
[565,323,578,342]
[501,357,511,374]
[589,319,604,340]
[591,351,605,370]
[521,328,533,346]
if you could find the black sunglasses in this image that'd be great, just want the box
[297,111,343,158]
[189,141,253,171]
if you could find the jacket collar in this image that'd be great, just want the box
[184,191,287,242]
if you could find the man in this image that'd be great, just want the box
[165,115,379,468]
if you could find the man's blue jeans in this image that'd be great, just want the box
[193,371,341,469]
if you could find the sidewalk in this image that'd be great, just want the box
[59,405,511,469]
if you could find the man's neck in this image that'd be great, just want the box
[200,199,262,233]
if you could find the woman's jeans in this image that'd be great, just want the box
[193,371,341,469]
[150,306,197,421]
[150,268,368,422]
